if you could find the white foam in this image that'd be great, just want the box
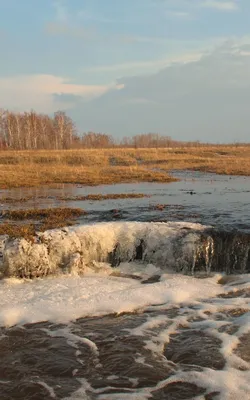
[44,327,99,355]
[113,262,162,278]
[0,221,208,278]
[156,368,250,400]
[36,381,56,398]
[1,221,249,400]
[64,379,152,400]
[65,365,250,400]
[0,271,223,327]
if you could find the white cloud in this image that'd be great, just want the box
[201,1,239,11]
[53,0,68,22]
[76,9,117,23]
[47,1,97,40]
[164,10,192,19]
[81,52,203,75]
[44,22,95,39]
[0,74,119,113]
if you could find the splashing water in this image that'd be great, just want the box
[0,221,250,399]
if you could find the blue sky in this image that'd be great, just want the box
[1,0,250,141]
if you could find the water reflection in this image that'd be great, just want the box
[1,171,250,231]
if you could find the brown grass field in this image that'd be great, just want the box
[0,146,250,189]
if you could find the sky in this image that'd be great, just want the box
[1,0,250,142]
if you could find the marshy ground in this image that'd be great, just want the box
[1,146,250,239]
[0,145,250,189]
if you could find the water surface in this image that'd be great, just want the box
[0,171,250,399]
[1,171,250,231]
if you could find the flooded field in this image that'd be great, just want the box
[0,171,250,399]
[1,171,250,231]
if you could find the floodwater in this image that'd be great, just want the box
[0,171,250,399]
[1,171,250,231]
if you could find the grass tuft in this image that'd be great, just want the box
[0,207,86,239]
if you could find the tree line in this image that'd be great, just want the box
[0,108,242,150]
[0,109,182,149]
[0,110,77,150]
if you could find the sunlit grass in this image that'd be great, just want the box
[0,207,86,239]
[0,146,249,189]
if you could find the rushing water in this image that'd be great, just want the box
[0,172,250,399]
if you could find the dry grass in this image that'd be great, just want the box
[0,207,86,239]
[0,146,250,189]
[59,193,149,201]
[1,193,149,204]
[0,163,174,189]
[2,207,85,220]
[0,223,36,240]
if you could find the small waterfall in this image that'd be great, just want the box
[206,230,250,274]
[0,222,250,279]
